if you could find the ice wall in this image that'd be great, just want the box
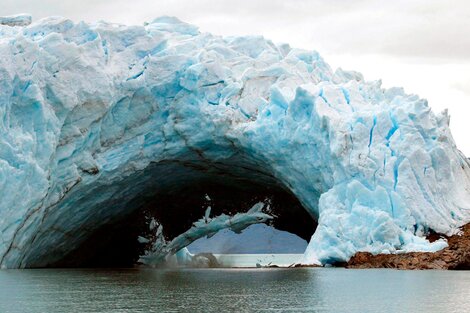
[0,16,470,267]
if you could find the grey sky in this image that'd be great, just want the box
[2,0,470,154]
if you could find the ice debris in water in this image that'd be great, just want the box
[0,16,469,268]
[138,202,272,266]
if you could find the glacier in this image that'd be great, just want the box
[187,223,308,254]
[1,15,470,268]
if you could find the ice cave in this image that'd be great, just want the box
[1,15,470,268]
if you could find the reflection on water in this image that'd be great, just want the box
[0,268,469,313]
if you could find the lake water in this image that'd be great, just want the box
[213,253,303,267]
[0,268,469,312]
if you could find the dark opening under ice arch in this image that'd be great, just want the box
[1,16,470,268]
[5,148,321,268]
[51,159,317,268]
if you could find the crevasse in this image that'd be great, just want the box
[0,15,470,268]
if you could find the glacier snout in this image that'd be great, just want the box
[0,16,470,268]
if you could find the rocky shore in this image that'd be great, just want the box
[345,224,470,270]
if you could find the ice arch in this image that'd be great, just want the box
[1,16,470,268]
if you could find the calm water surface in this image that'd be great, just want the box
[0,268,469,312]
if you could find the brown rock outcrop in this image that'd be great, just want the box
[346,224,470,270]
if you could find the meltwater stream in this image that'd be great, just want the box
[0,268,469,313]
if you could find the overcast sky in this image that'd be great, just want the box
[3,0,470,155]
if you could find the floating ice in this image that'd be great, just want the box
[0,16,469,268]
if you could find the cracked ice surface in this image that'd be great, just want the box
[0,16,470,267]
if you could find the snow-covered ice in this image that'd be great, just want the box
[0,16,470,268]
[0,14,32,27]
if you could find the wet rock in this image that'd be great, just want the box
[346,224,470,270]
